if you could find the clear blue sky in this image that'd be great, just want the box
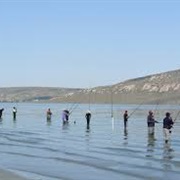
[0,0,179,88]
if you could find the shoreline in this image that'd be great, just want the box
[0,168,29,180]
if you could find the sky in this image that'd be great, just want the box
[0,0,180,88]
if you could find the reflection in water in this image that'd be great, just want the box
[85,126,91,135]
[146,134,155,158]
[162,143,174,171]
[13,117,17,122]
[124,128,128,139]
[123,128,128,145]
[13,118,17,128]
[62,122,69,130]
[163,143,174,160]
[85,126,91,150]
[46,119,51,126]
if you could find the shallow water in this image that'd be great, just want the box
[0,103,180,180]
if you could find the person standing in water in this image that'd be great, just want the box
[85,110,91,129]
[147,110,158,136]
[64,110,70,122]
[0,108,4,119]
[163,112,174,143]
[62,110,69,124]
[123,110,129,129]
[46,108,52,121]
[13,107,17,120]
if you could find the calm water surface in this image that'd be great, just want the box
[0,103,180,180]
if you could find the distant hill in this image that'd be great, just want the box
[0,69,180,104]
[63,69,180,104]
[0,87,82,103]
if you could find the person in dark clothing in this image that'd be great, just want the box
[64,110,70,122]
[123,110,129,129]
[85,110,91,129]
[147,110,158,135]
[163,112,174,143]
[62,109,70,124]
[0,108,4,119]
[12,107,17,120]
[46,108,52,121]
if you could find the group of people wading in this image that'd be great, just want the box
[0,105,176,144]
[123,110,174,144]
[46,108,92,128]
[0,107,17,120]
[46,106,176,144]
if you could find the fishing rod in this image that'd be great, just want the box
[88,88,92,111]
[152,101,160,123]
[68,102,78,112]
[69,103,79,115]
[110,89,114,118]
[153,100,159,116]
[128,102,143,119]
[166,108,180,133]
[110,88,114,130]
[173,108,180,123]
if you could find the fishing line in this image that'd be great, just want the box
[128,102,144,119]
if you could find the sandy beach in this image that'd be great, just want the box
[0,169,29,180]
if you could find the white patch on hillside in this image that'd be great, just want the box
[122,84,136,92]
[174,84,180,90]
[65,92,74,97]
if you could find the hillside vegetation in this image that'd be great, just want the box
[0,69,180,104]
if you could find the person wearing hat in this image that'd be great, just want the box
[163,112,174,143]
[147,110,158,135]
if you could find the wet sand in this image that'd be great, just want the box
[0,169,29,180]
